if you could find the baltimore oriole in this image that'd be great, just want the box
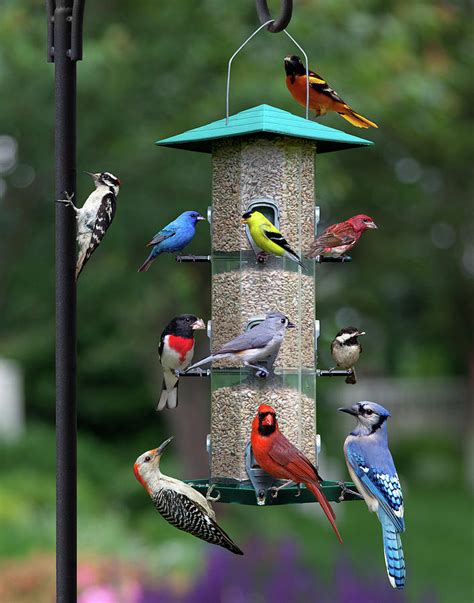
[284,55,378,129]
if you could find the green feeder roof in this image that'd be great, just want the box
[156,104,373,154]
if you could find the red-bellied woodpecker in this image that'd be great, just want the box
[134,437,243,555]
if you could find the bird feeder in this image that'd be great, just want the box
[156,104,372,505]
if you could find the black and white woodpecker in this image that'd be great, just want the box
[330,327,365,384]
[58,171,121,279]
[134,437,243,555]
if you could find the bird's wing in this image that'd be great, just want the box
[346,442,404,532]
[307,70,346,105]
[215,323,271,355]
[260,225,300,259]
[268,432,323,485]
[77,193,116,277]
[154,489,243,554]
[313,222,357,249]
[146,227,176,247]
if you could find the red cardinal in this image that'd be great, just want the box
[251,404,343,543]
[284,55,378,129]
[305,214,377,259]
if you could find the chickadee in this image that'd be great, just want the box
[330,327,365,384]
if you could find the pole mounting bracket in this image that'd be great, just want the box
[47,0,86,63]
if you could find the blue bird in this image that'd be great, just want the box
[138,211,206,272]
[339,401,406,589]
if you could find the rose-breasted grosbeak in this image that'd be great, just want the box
[306,214,377,259]
[331,327,365,384]
[157,314,206,411]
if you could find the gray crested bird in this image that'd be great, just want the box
[134,437,243,555]
[157,314,206,411]
[58,171,121,279]
[330,327,365,384]
[185,311,295,377]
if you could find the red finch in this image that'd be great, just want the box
[305,214,378,259]
[251,404,343,543]
[284,55,378,129]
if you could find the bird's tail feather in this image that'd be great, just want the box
[345,368,356,385]
[340,110,378,129]
[304,246,323,260]
[156,380,178,411]
[76,249,87,280]
[210,517,244,555]
[138,254,155,273]
[185,355,213,372]
[285,251,306,272]
[379,509,405,589]
[306,481,343,544]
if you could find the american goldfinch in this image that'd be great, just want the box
[241,209,304,269]
[284,55,378,129]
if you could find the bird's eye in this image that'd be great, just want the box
[185,317,190,322]
[363,218,370,222]
[365,409,373,416]
[144,455,151,462]
[281,318,286,324]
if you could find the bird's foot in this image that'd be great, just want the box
[337,481,362,502]
[206,484,221,502]
[57,191,78,211]
[269,480,294,498]
[328,366,336,374]
[256,251,270,265]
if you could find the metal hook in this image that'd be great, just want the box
[226,23,310,123]
[256,0,293,33]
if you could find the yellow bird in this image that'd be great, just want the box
[241,210,304,269]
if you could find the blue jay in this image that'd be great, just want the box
[138,210,205,272]
[340,401,405,589]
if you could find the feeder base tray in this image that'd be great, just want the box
[185,479,361,506]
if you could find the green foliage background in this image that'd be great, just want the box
[0,1,472,602]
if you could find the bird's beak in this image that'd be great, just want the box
[241,218,248,224]
[192,318,206,330]
[153,436,174,457]
[338,407,359,417]
[357,331,366,337]
[84,171,98,179]
[367,222,378,229]
[284,56,291,63]
[196,214,206,221]
[287,321,296,329]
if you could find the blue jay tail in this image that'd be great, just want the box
[379,509,406,589]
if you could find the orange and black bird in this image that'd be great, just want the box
[284,55,378,129]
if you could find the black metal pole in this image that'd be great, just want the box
[48,1,84,600]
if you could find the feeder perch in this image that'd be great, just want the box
[157,104,372,504]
